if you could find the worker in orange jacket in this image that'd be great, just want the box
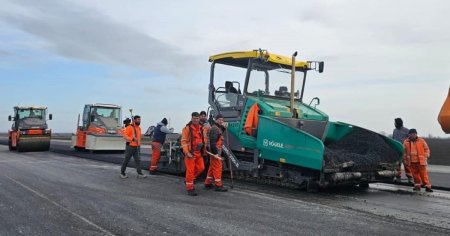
[149,118,173,175]
[120,115,147,179]
[403,129,432,192]
[181,112,206,196]
[204,114,228,192]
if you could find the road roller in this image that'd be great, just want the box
[71,103,126,151]
[8,106,52,152]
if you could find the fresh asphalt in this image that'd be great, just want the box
[2,144,450,235]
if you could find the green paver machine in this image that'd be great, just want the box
[205,49,403,191]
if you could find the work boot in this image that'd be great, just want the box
[204,184,213,190]
[214,186,228,192]
[413,186,421,191]
[137,173,147,179]
[187,189,198,196]
[120,173,128,179]
[425,188,433,193]
[421,184,426,188]
[149,170,157,175]
[393,177,401,184]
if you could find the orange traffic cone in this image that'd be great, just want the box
[438,86,450,134]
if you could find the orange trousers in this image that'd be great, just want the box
[185,151,205,190]
[396,162,412,179]
[410,162,431,188]
[150,142,161,171]
[204,155,223,187]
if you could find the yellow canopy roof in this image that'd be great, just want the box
[14,106,47,110]
[209,50,309,71]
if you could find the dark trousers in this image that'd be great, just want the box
[121,145,143,174]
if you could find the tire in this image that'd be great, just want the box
[306,179,319,193]
[17,141,24,152]
[8,139,15,151]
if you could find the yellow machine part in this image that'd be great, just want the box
[438,87,450,134]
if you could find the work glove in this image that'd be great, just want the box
[185,152,194,159]
[223,122,228,129]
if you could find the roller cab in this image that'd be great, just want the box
[71,103,126,152]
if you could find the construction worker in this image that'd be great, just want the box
[403,129,432,192]
[123,117,132,127]
[149,118,173,175]
[181,112,205,196]
[200,111,208,126]
[120,115,147,179]
[204,114,228,192]
[200,111,211,165]
[392,118,413,184]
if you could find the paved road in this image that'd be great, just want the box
[1,146,450,235]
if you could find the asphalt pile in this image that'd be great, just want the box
[324,127,400,170]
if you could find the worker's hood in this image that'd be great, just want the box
[18,117,47,130]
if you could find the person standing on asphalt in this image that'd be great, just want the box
[204,114,228,192]
[393,118,413,184]
[149,118,173,175]
[120,115,147,179]
[181,112,205,196]
[200,111,211,166]
[403,129,432,192]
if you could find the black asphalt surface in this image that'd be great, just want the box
[2,136,449,189]
[1,144,450,235]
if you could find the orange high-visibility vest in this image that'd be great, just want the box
[181,122,205,155]
[403,137,430,165]
[123,124,141,147]
[244,103,260,136]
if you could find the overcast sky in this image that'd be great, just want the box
[1,0,449,137]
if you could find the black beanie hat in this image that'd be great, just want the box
[215,114,224,119]
[408,128,417,134]
[200,111,207,116]
[161,118,168,125]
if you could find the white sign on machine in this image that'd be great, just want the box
[263,139,284,149]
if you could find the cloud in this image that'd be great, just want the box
[0,0,201,76]
[0,49,10,56]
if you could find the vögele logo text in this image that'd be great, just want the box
[262,139,284,149]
